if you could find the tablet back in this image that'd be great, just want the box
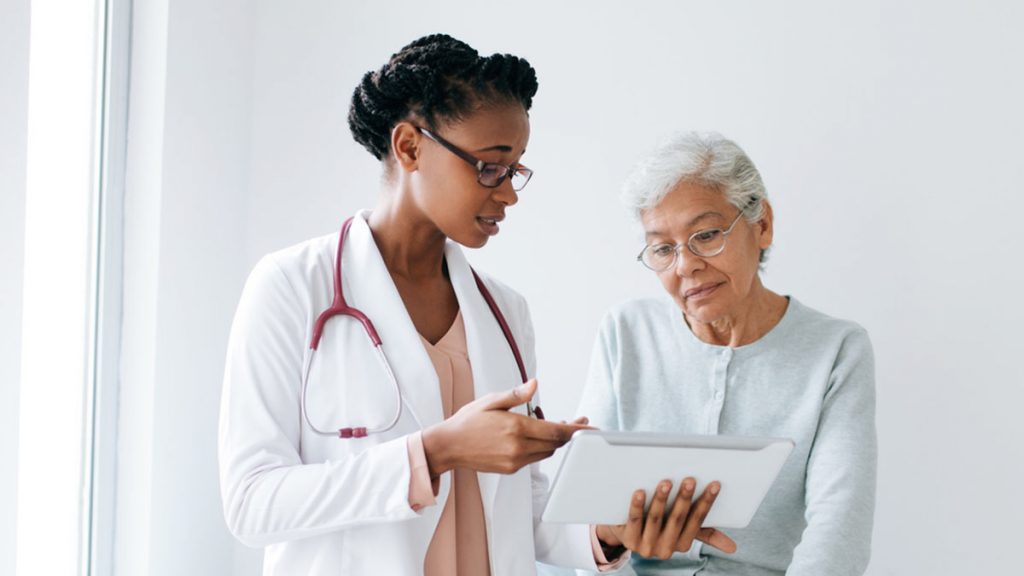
[541,431,794,527]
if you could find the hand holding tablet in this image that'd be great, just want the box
[594,475,737,559]
[542,430,795,557]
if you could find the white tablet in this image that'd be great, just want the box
[541,430,794,528]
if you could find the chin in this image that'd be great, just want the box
[680,298,727,324]
[451,231,489,249]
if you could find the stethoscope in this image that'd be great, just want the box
[300,217,544,439]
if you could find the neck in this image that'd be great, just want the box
[685,278,788,347]
[366,189,448,281]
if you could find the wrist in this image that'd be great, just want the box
[421,423,452,478]
[595,524,622,547]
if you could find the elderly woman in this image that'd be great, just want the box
[578,132,876,576]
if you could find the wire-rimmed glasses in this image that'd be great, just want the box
[637,210,746,272]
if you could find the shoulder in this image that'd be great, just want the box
[250,233,336,286]
[599,296,679,334]
[783,298,874,365]
[241,232,337,311]
[255,232,336,279]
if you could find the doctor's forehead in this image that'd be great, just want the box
[448,104,530,150]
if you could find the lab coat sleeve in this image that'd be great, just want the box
[786,327,877,576]
[218,256,419,548]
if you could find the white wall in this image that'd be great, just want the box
[116,0,261,574]
[0,0,30,574]
[117,0,1024,574]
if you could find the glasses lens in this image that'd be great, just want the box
[642,244,677,271]
[478,164,509,187]
[688,229,725,257]
[510,167,532,191]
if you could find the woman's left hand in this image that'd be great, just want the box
[595,478,737,560]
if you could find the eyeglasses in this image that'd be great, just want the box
[417,127,533,191]
[637,210,746,272]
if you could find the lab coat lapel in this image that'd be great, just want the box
[444,243,524,524]
[342,212,445,429]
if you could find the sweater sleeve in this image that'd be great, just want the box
[787,327,877,575]
[218,256,420,548]
[576,312,621,431]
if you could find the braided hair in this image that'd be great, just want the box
[348,34,538,161]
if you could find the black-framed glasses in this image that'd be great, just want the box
[637,210,746,272]
[417,127,533,191]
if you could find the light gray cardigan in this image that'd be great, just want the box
[576,297,876,576]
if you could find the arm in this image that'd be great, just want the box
[787,328,877,575]
[576,313,621,430]
[218,257,420,548]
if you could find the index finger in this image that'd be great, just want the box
[519,418,593,443]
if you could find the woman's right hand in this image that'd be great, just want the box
[421,379,589,476]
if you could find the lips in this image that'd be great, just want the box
[684,282,722,300]
[477,214,504,236]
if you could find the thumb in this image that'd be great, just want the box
[481,378,537,412]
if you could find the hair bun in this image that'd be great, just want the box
[348,34,537,160]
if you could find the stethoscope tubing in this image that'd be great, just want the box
[299,217,539,440]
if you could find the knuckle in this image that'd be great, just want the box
[668,505,686,521]
[512,418,526,435]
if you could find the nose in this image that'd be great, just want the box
[491,178,519,207]
[674,246,705,278]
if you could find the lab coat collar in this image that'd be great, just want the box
[343,212,444,428]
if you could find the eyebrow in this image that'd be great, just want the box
[644,211,725,239]
[474,145,529,158]
[475,144,513,153]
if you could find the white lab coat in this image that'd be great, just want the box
[219,211,598,575]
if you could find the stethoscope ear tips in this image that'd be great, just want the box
[533,406,545,420]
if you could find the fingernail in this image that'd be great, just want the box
[709,482,720,495]
[660,483,670,494]
[516,382,531,394]
[635,492,645,503]
[682,479,694,494]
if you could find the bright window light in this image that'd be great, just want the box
[16,1,103,575]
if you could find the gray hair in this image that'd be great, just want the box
[621,131,770,262]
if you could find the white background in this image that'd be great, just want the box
[4,1,1023,575]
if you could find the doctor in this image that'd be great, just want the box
[219,34,640,576]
